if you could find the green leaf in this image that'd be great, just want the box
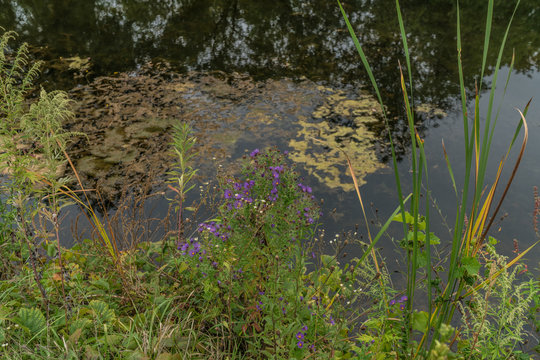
[69,318,92,335]
[417,251,429,268]
[45,242,57,258]
[89,300,116,324]
[427,232,441,245]
[17,307,46,336]
[461,256,480,276]
[488,236,498,245]
[412,311,429,333]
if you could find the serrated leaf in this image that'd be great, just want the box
[417,251,429,268]
[69,318,92,335]
[69,327,83,344]
[461,256,480,276]
[89,300,115,323]
[488,236,498,245]
[427,232,441,245]
[17,307,46,336]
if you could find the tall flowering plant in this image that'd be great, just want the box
[174,148,350,357]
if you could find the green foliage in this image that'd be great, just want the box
[16,307,46,337]
[457,245,539,359]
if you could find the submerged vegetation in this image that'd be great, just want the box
[1,1,540,359]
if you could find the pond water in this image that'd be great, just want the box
[1,0,540,274]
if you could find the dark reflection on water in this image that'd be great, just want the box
[1,0,539,92]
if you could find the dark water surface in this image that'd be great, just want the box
[1,0,540,272]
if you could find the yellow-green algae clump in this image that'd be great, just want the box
[289,87,385,192]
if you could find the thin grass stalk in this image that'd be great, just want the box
[398,62,423,349]
[337,0,409,239]
[60,145,119,263]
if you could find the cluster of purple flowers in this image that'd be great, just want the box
[224,180,255,209]
[297,183,312,194]
[250,148,260,158]
[178,238,205,258]
[198,221,232,242]
[296,325,309,348]
[302,207,315,224]
[389,295,408,311]
[267,165,284,201]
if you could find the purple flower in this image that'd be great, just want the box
[302,325,308,332]
[389,299,396,306]
[400,304,406,311]
[297,341,304,349]
[296,332,304,340]
[399,295,408,303]
[179,242,190,252]
[250,149,260,157]
[224,189,232,199]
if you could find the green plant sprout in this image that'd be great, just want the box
[166,122,198,245]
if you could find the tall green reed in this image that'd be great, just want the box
[338,0,535,356]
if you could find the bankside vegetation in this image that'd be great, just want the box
[1,1,540,359]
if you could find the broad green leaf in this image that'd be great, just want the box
[412,311,429,333]
[461,256,481,276]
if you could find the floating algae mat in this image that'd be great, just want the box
[66,64,385,201]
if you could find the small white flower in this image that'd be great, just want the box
[1,343,8,348]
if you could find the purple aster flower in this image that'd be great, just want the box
[180,242,190,252]
[302,325,308,332]
[224,189,232,199]
[250,149,260,157]
[297,341,304,349]
[399,295,408,303]
[296,332,304,340]
[389,299,396,306]
[400,304,406,311]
